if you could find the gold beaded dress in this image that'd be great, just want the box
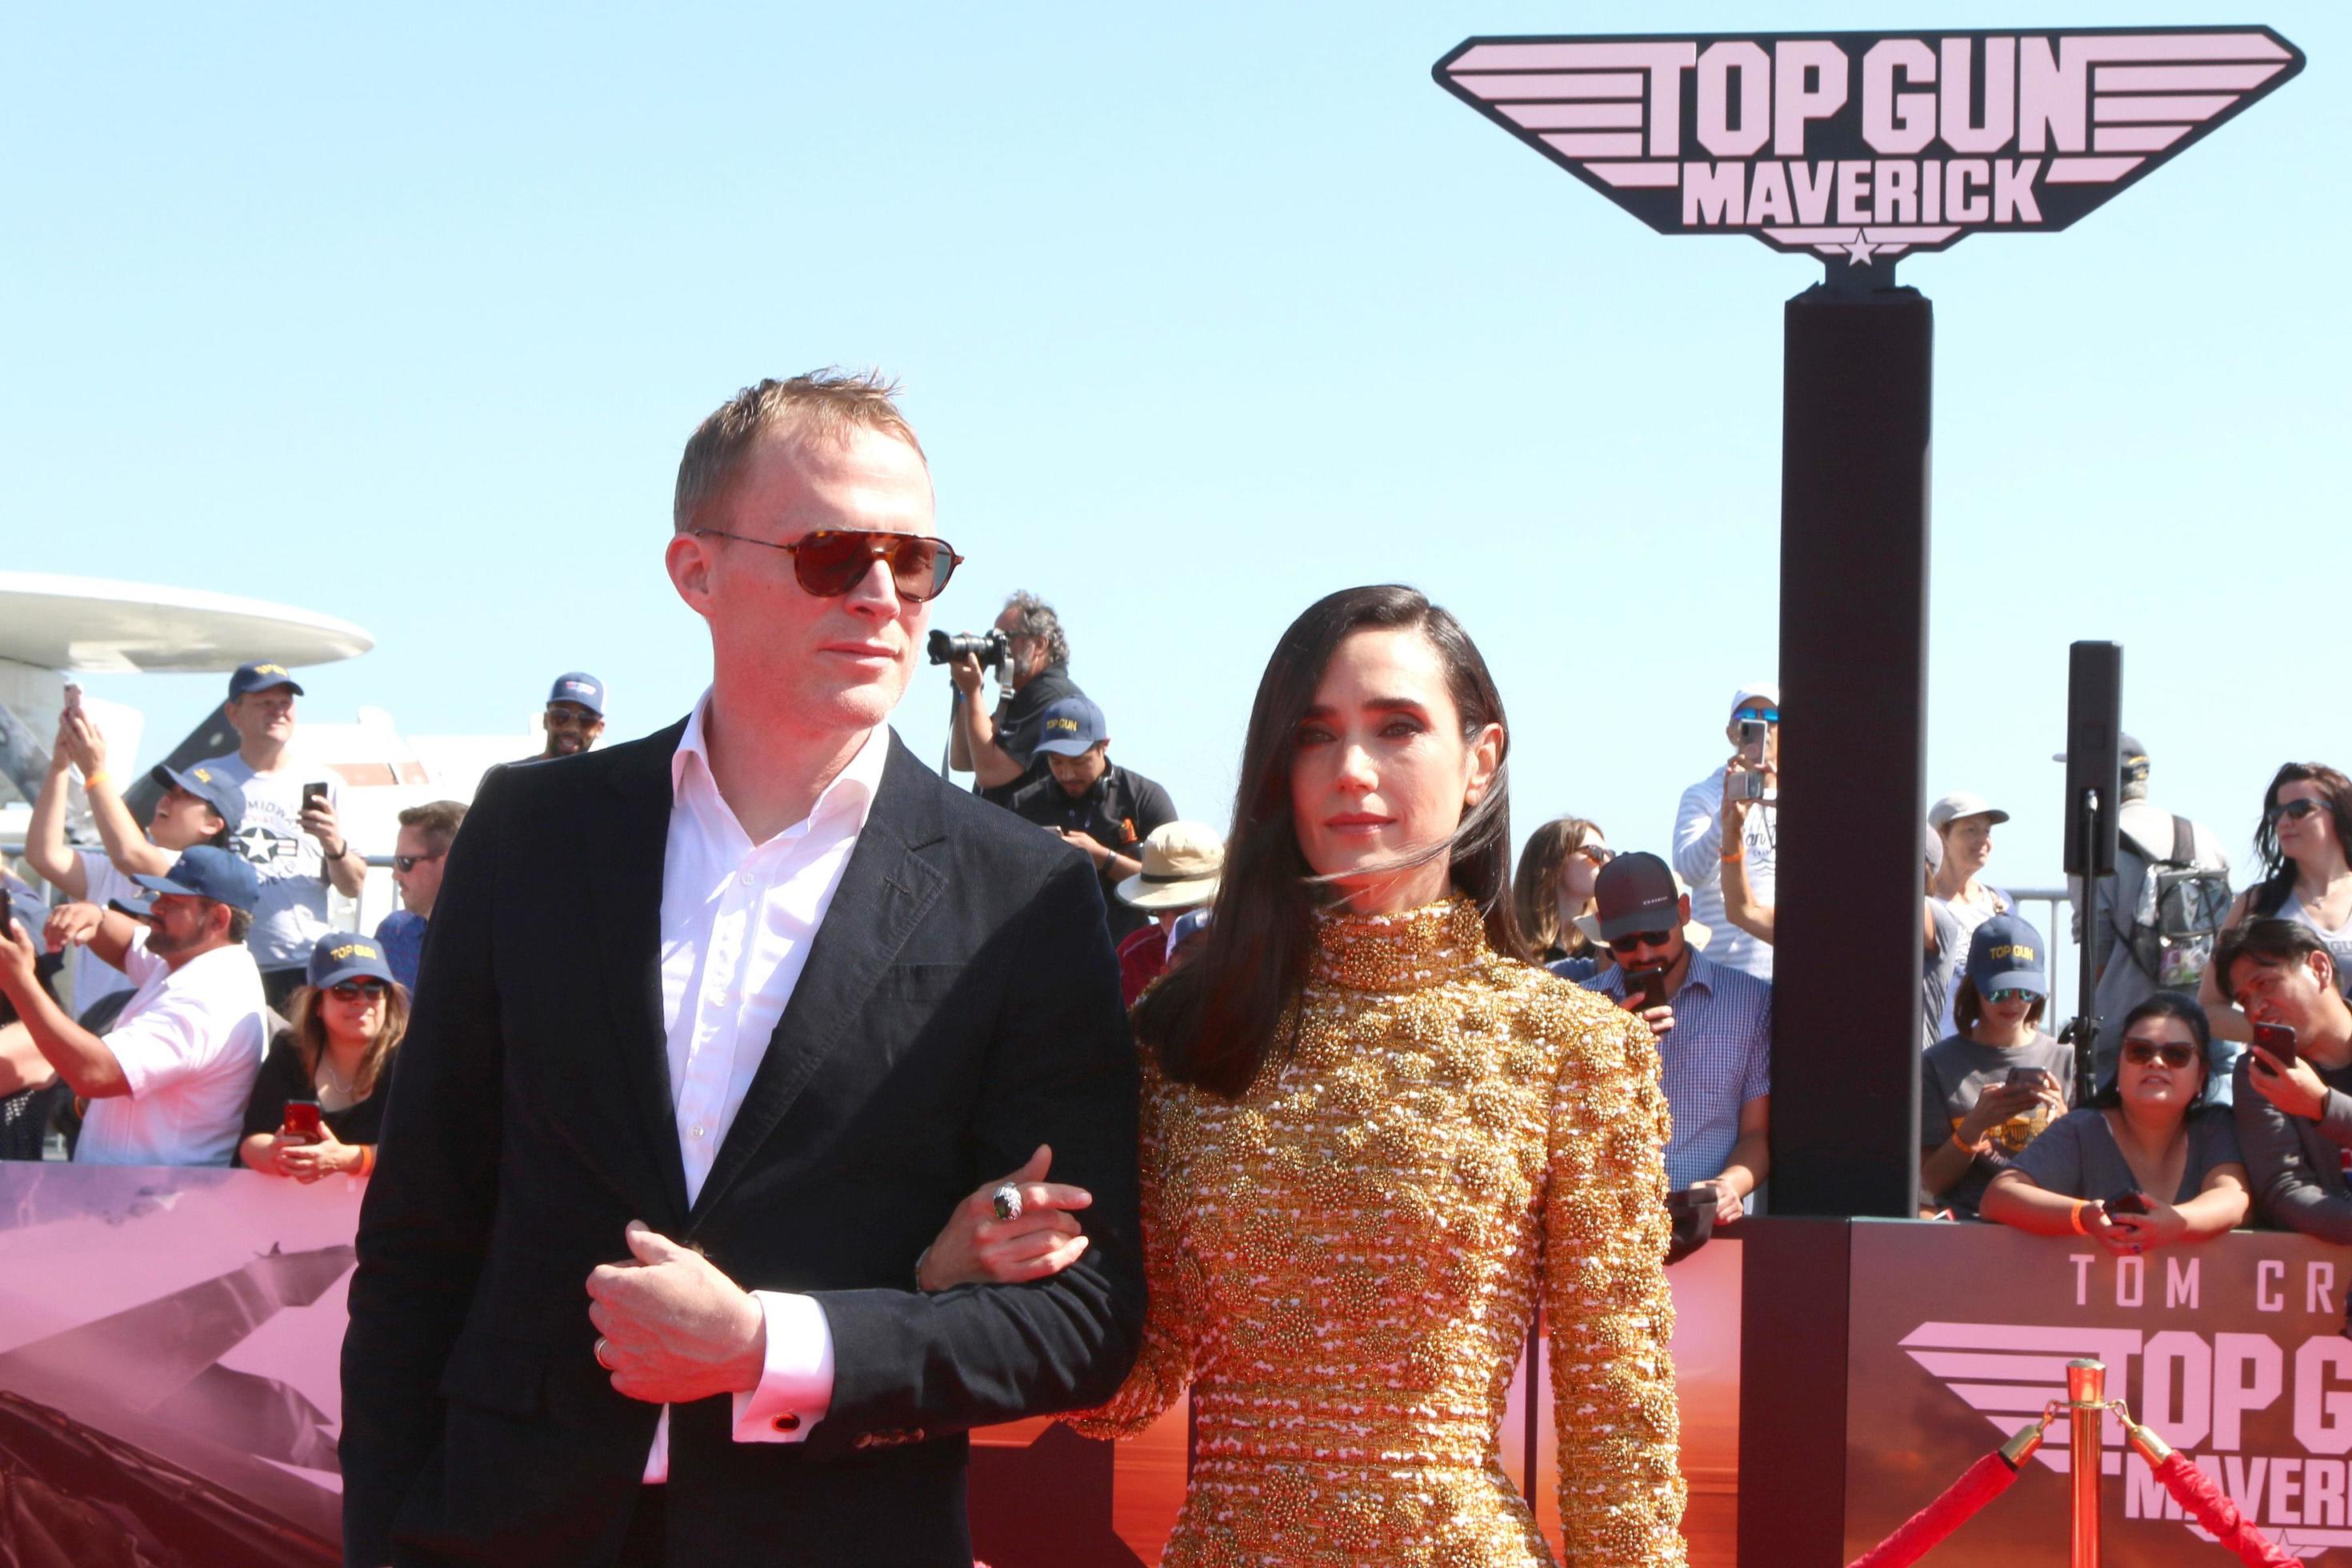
[1067,897,1686,1566]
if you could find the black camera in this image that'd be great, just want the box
[926,628,1010,671]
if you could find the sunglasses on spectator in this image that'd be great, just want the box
[2120,1037,2199,1069]
[2270,798,2325,824]
[542,707,598,728]
[1734,706,1781,723]
[1576,844,1614,865]
[329,980,387,1000]
[391,851,444,874]
[1985,988,2041,1006]
[1608,930,1675,953]
[692,527,964,602]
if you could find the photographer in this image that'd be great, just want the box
[1671,685,1778,980]
[2219,919,2352,1240]
[945,590,1086,804]
[1006,697,1176,944]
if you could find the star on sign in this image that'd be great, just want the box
[1844,232,1878,265]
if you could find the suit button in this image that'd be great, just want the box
[771,1413,800,1434]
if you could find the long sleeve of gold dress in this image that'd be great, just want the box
[1066,896,1686,1566]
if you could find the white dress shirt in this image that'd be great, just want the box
[1671,767,1777,982]
[640,694,886,1482]
[77,930,267,1166]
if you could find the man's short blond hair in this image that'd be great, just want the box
[672,370,927,534]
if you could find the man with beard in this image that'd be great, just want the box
[0,846,267,1166]
[199,662,369,1009]
[947,590,1086,806]
[538,672,608,759]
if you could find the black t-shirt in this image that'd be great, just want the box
[977,662,1084,806]
[1006,763,1178,943]
[240,1030,391,1147]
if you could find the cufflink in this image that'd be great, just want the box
[770,1412,801,1434]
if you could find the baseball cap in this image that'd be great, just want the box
[547,672,606,716]
[1731,682,1780,718]
[307,931,398,990]
[130,846,262,913]
[1966,914,2049,997]
[1928,791,2011,830]
[1032,696,1107,758]
[228,662,305,699]
[1575,851,1712,950]
[148,762,247,834]
[1117,822,1225,911]
[2050,733,2150,783]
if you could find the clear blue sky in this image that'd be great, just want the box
[8,1,2346,918]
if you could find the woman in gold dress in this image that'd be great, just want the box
[925,586,1686,1566]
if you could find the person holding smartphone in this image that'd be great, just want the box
[239,931,407,1182]
[1919,914,2073,1217]
[2217,919,2352,1240]
[1670,685,1779,981]
[1575,851,1771,1229]
[1980,993,2248,1250]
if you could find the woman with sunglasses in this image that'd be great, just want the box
[2202,763,2352,1042]
[1980,993,2247,1250]
[918,586,1686,1564]
[1919,914,2074,1218]
[1512,814,1610,974]
[238,931,407,1181]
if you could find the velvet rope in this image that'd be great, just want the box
[1846,1450,2023,1568]
[2144,1451,2299,1568]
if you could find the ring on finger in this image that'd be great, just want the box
[991,1183,1023,1223]
[594,1336,616,1370]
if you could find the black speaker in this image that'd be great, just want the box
[2062,641,2123,878]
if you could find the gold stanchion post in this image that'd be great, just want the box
[2066,1358,2106,1568]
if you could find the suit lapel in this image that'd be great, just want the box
[686,735,946,1230]
[590,718,693,1230]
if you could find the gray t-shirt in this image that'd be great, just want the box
[1922,899,1965,1052]
[198,754,334,971]
[1920,1030,2074,1215]
[2009,1105,2244,1203]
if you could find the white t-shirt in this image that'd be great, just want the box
[65,854,139,1016]
[76,932,267,1166]
[1672,767,1777,981]
[198,753,334,971]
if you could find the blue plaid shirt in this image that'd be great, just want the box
[1574,951,1772,1190]
[374,909,426,995]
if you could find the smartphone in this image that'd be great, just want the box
[1626,966,1669,1013]
[2253,1021,2299,1070]
[280,1101,324,1141]
[2004,1066,2053,1090]
[2103,1190,2152,1217]
[62,681,82,713]
[1734,770,1767,802]
[1737,718,1768,759]
[302,781,330,812]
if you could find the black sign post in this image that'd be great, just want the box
[1434,26,2301,1562]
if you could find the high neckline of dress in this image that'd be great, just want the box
[1310,895,1492,992]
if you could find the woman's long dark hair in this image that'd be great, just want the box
[1514,816,1603,962]
[1134,585,1523,1098]
[2090,990,2214,1110]
[2250,762,2352,918]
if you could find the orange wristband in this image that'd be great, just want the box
[1721,845,1744,863]
[2069,1200,2089,1235]
[358,1146,375,1178]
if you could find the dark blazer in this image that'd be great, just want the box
[340,722,1144,1567]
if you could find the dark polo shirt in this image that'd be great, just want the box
[1006,763,1177,942]
[976,662,1085,806]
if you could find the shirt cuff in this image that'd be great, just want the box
[730,1291,834,1445]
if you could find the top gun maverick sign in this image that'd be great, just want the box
[1434,26,2302,270]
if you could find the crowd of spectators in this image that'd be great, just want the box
[7,624,2352,1283]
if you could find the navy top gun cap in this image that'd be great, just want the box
[547,672,605,716]
[307,930,397,990]
[1032,695,1108,758]
[130,845,261,913]
[148,761,248,834]
[228,661,306,699]
[1966,913,2049,998]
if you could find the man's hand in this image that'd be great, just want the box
[1617,995,1674,1039]
[2248,1042,2329,1120]
[586,1222,767,1405]
[1692,1177,1745,1228]
[1058,829,1110,868]
[948,652,984,699]
[42,902,106,954]
[59,709,107,777]
[300,794,345,854]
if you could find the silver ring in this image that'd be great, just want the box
[991,1183,1023,1222]
[594,1336,616,1370]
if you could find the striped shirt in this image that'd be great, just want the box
[1578,951,1772,1189]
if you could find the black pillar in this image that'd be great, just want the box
[1770,282,1932,1218]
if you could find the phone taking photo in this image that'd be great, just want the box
[2004,1066,2052,1091]
[2253,1020,2299,1071]
[302,781,330,813]
[280,1101,324,1142]
[1737,718,1768,760]
[1626,966,1669,1014]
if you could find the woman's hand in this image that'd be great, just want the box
[917,1146,1093,1290]
[278,1125,351,1184]
[2106,1198,2189,1254]
[1957,1078,2044,1146]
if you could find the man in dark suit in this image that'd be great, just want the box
[341,372,1145,1567]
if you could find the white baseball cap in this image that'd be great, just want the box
[1928,791,2012,830]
